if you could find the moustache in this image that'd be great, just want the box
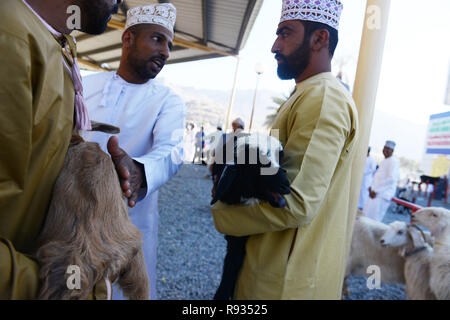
[275,53,287,63]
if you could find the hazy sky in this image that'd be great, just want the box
[82,0,450,128]
[159,0,450,126]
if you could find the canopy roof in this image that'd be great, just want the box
[74,0,264,71]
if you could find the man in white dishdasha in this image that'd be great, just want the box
[82,3,186,300]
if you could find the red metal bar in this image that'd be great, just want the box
[391,197,423,213]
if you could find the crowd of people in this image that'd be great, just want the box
[183,117,246,166]
[0,0,412,300]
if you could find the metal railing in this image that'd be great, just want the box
[391,197,423,214]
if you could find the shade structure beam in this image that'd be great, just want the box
[106,19,235,58]
[202,0,209,45]
[77,58,110,72]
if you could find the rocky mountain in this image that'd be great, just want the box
[165,81,286,132]
[165,81,428,162]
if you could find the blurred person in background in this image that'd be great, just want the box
[193,126,206,164]
[358,147,378,210]
[364,140,400,222]
[184,123,196,163]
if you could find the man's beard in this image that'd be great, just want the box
[276,39,311,80]
[80,0,119,35]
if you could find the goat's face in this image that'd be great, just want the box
[411,207,449,236]
[380,221,408,248]
[211,133,290,207]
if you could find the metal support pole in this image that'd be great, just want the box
[249,73,261,133]
[224,56,241,133]
[344,0,391,289]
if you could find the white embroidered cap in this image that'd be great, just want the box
[232,118,245,129]
[124,3,177,35]
[280,0,343,31]
[385,140,396,150]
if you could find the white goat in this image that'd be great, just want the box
[411,207,450,300]
[380,221,435,300]
[344,211,405,295]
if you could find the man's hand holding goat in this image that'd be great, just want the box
[107,136,146,208]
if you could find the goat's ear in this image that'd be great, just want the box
[70,134,84,146]
[407,227,425,248]
[211,165,238,205]
[90,121,120,134]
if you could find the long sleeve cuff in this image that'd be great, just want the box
[0,238,40,299]
[133,151,183,200]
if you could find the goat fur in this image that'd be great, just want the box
[412,207,450,300]
[211,133,290,207]
[381,222,435,300]
[36,134,149,300]
[211,133,290,300]
[345,211,405,285]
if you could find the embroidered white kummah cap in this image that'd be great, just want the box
[124,3,177,35]
[385,140,396,150]
[280,0,344,31]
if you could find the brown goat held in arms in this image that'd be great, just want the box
[36,123,149,300]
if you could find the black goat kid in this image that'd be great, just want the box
[211,133,290,300]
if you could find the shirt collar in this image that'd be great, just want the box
[295,72,334,91]
[112,72,155,87]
